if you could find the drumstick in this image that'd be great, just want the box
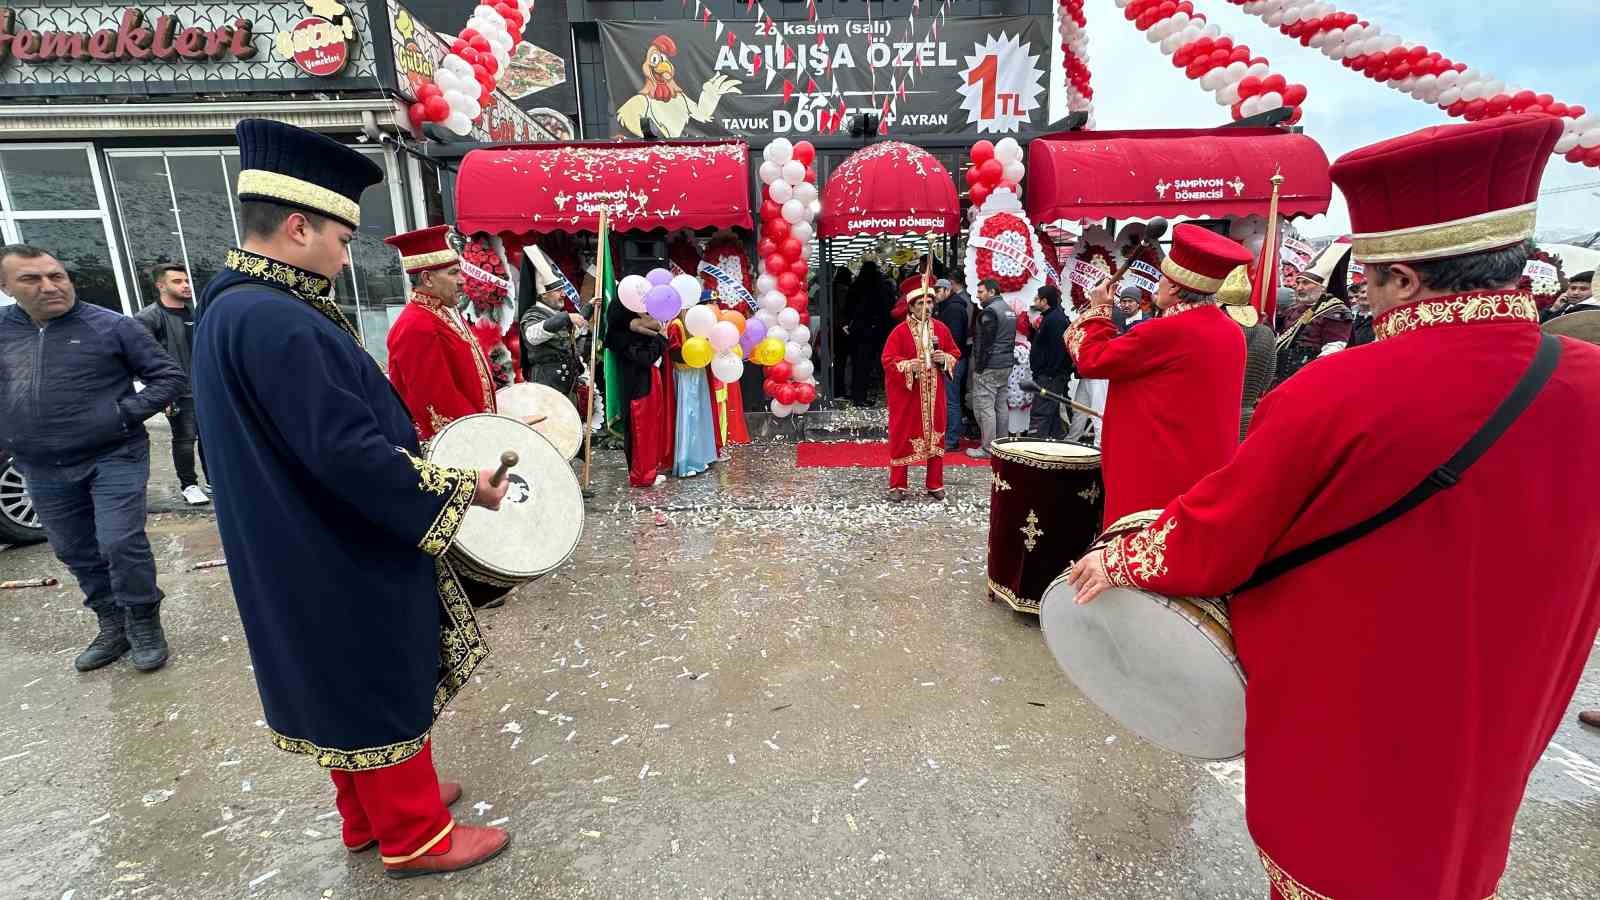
[522,415,548,427]
[1103,217,1169,289]
[1020,379,1102,419]
[1,576,58,590]
[490,450,519,487]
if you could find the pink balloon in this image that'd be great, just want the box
[709,320,740,352]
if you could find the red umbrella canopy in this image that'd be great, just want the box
[818,141,960,239]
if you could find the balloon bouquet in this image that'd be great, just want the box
[753,138,821,419]
[615,268,759,392]
[406,0,533,136]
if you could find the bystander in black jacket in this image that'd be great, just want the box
[936,290,971,354]
[1029,304,1072,378]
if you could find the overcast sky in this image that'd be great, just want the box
[1050,0,1600,239]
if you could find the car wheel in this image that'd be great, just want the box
[0,459,46,545]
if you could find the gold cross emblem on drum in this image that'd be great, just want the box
[1021,510,1044,553]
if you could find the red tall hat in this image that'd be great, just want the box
[1160,223,1254,294]
[1330,114,1563,265]
[383,225,459,274]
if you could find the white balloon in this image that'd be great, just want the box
[755,274,777,296]
[791,324,811,344]
[1575,113,1600,130]
[444,89,471,112]
[1146,21,1167,43]
[994,137,1023,163]
[1226,61,1248,81]
[1259,91,1284,111]
[782,200,806,224]
[781,160,805,185]
[1247,62,1270,79]
[784,341,804,364]
[684,304,717,338]
[1240,95,1263,118]
[1482,79,1505,97]
[799,343,812,360]
[794,182,819,206]
[797,242,811,262]
[1437,70,1460,89]
[792,359,815,381]
[761,290,786,313]
[444,54,473,77]
[1555,132,1581,154]
[764,138,794,165]
[711,353,745,383]
[767,325,790,344]
[768,180,794,204]
[790,221,813,243]
[770,399,792,418]
[777,307,800,330]
[1160,33,1185,55]
[1200,69,1225,92]
[1581,128,1600,150]
[758,160,781,184]
[672,273,703,307]
[807,200,822,219]
[444,112,472,135]
[1218,81,1242,106]
[756,310,779,328]
[1002,160,1025,183]
[1203,24,1221,38]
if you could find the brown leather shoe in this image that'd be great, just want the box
[928,488,946,501]
[345,782,464,853]
[1580,710,1600,728]
[383,824,510,879]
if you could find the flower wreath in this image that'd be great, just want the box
[1520,247,1566,308]
[974,212,1038,294]
[460,233,510,321]
[1070,244,1117,309]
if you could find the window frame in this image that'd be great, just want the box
[0,142,133,314]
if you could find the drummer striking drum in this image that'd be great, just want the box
[1066,114,1600,899]
[384,225,498,442]
[193,120,512,878]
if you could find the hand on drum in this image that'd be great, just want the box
[474,468,511,511]
[1066,549,1113,606]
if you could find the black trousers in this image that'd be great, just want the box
[850,342,879,406]
[1029,373,1070,440]
[167,395,204,488]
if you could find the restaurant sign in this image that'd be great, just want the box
[0,7,258,63]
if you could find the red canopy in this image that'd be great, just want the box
[819,141,960,239]
[1024,128,1332,224]
[454,140,752,236]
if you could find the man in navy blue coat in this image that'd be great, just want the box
[192,120,510,878]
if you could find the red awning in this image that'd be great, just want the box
[819,141,960,239]
[455,140,752,236]
[1024,128,1332,224]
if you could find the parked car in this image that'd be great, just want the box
[0,448,45,545]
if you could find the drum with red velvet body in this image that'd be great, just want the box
[985,439,1104,615]
[1039,512,1246,760]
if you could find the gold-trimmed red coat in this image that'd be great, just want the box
[387,292,497,441]
[881,317,959,467]
[1098,291,1600,899]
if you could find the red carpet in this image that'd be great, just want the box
[795,441,992,470]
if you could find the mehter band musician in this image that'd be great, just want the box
[384,225,498,442]
[1065,224,1251,526]
[1068,114,1600,899]
[881,279,960,501]
[192,120,512,878]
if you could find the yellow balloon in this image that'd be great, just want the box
[682,336,714,368]
[755,337,785,366]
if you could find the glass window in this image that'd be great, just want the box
[168,155,238,303]
[0,148,100,211]
[16,219,121,312]
[108,154,183,309]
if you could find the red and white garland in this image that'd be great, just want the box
[754,139,819,418]
[961,137,1027,211]
[1222,0,1597,167]
[407,0,532,136]
[1057,0,1094,125]
[1115,0,1308,124]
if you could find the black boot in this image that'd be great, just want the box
[125,603,170,672]
[75,605,131,672]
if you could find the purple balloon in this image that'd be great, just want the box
[646,267,673,287]
[645,284,681,321]
[743,317,768,344]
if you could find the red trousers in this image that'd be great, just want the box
[889,457,944,491]
[627,367,670,488]
[330,740,453,863]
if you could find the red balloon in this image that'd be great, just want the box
[469,36,490,54]
[969,183,991,206]
[760,199,782,221]
[407,103,427,129]
[964,166,981,186]
[793,141,816,166]
[1511,90,1537,110]
[1283,84,1308,106]
[766,218,790,241]
[1229,47,1250,64]
[460,46,481,65]
[757,238,778,259]
[472,63,490,83]
[1548,102,1570,117]
[424,96,450,122]
[1213,36,1233,51]
[1173,46,1195,67]
[795,383,817,405]
[1407,45,1428,62]
[1486,94,1511,116]
[460,27,480,41]
[1287,107,1303,126]
[1261,74,1287,95]
[1537,93,1555,107]
[481,55,498,76]
[804,166,816,183]
[1208,49,1230,68]
[777,272,800,293]
[781,238,803,261]
[765,254,788,276]
[787,294,807,310]
[770,362,793,382]
[1389,63,1411,81]
[798,311,811,327]
[763,379,782,398]
[1570,105,1587,119]
[1185,61,1209,80]
[450,39,469,55]
[1230,101,1245,121]
[1566,147,1588,164]
[970,140,996,164]
[1465,99,1488,119]
[1587,147,1600,165]
[790,259,808,277]
[1446,100,1468,117]
[479,88,493,106]
[418,82,442,100]
[1237,76,1262,99]
[777,383,799,406]
[978,158,1004,185]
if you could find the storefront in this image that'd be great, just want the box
[0,0,560,363]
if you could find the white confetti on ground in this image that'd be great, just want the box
[852,777,869,791]
[611,734,629,746]
[247,870,278,889]
[501,722,523,735]
[488,817,510,826]
[531,755,548,767]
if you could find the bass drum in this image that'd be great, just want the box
[495,382,584,460]
[985,439,1104,614]
[1039,513,1245,760]
[427,414,584,604]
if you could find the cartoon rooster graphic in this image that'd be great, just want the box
[616,34,742,139]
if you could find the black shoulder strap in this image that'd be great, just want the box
[1237,333,1563,594]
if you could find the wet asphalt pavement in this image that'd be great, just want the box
[2,419,1599,899]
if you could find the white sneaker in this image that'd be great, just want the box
[181,485,211,506]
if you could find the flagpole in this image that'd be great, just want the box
[582,210,608,494]
[1256,167,1284,325]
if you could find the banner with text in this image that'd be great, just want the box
[597,16,1049,139]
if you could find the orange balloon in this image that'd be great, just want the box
[718,308,747,334]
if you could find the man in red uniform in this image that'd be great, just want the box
[1067,114,1600,899]
[1065,223,1250,526]
[880,281,960,501]
[384,226,497,441]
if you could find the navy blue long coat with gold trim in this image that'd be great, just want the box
[193,251,487,771]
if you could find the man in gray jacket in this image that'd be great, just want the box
[134,263,209,506]
[965,278,1017,458]
[0,245,187,672]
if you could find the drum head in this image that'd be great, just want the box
[1040,581,1245,760]
[429,414,585,580]
[495,383,584,460]
[992,439,1101,467]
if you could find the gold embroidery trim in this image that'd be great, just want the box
[224,248,356,340]
[237,168,362,227]
[416,296,497,414]
[269,728,429,772]
[1374,291,1538,341]
[1020,510,1043,552]
[382,820,457,864]
[992,444,1102,470]
[987,578,1040,615]
[991,472,1013,492]
[1258,849,1334,900]
[1277,299,1350,351]
[1077,482,1101,503]
[1066,306,1113,361]
[1102,517,1176,588]
[888,322,946,467]
[400,249,459,272]
[406,450,476,558]
[1160,256,1227,294]
[1350,202,1537,264]
[427,406,451,434]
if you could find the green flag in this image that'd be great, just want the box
[597,235,626,439]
